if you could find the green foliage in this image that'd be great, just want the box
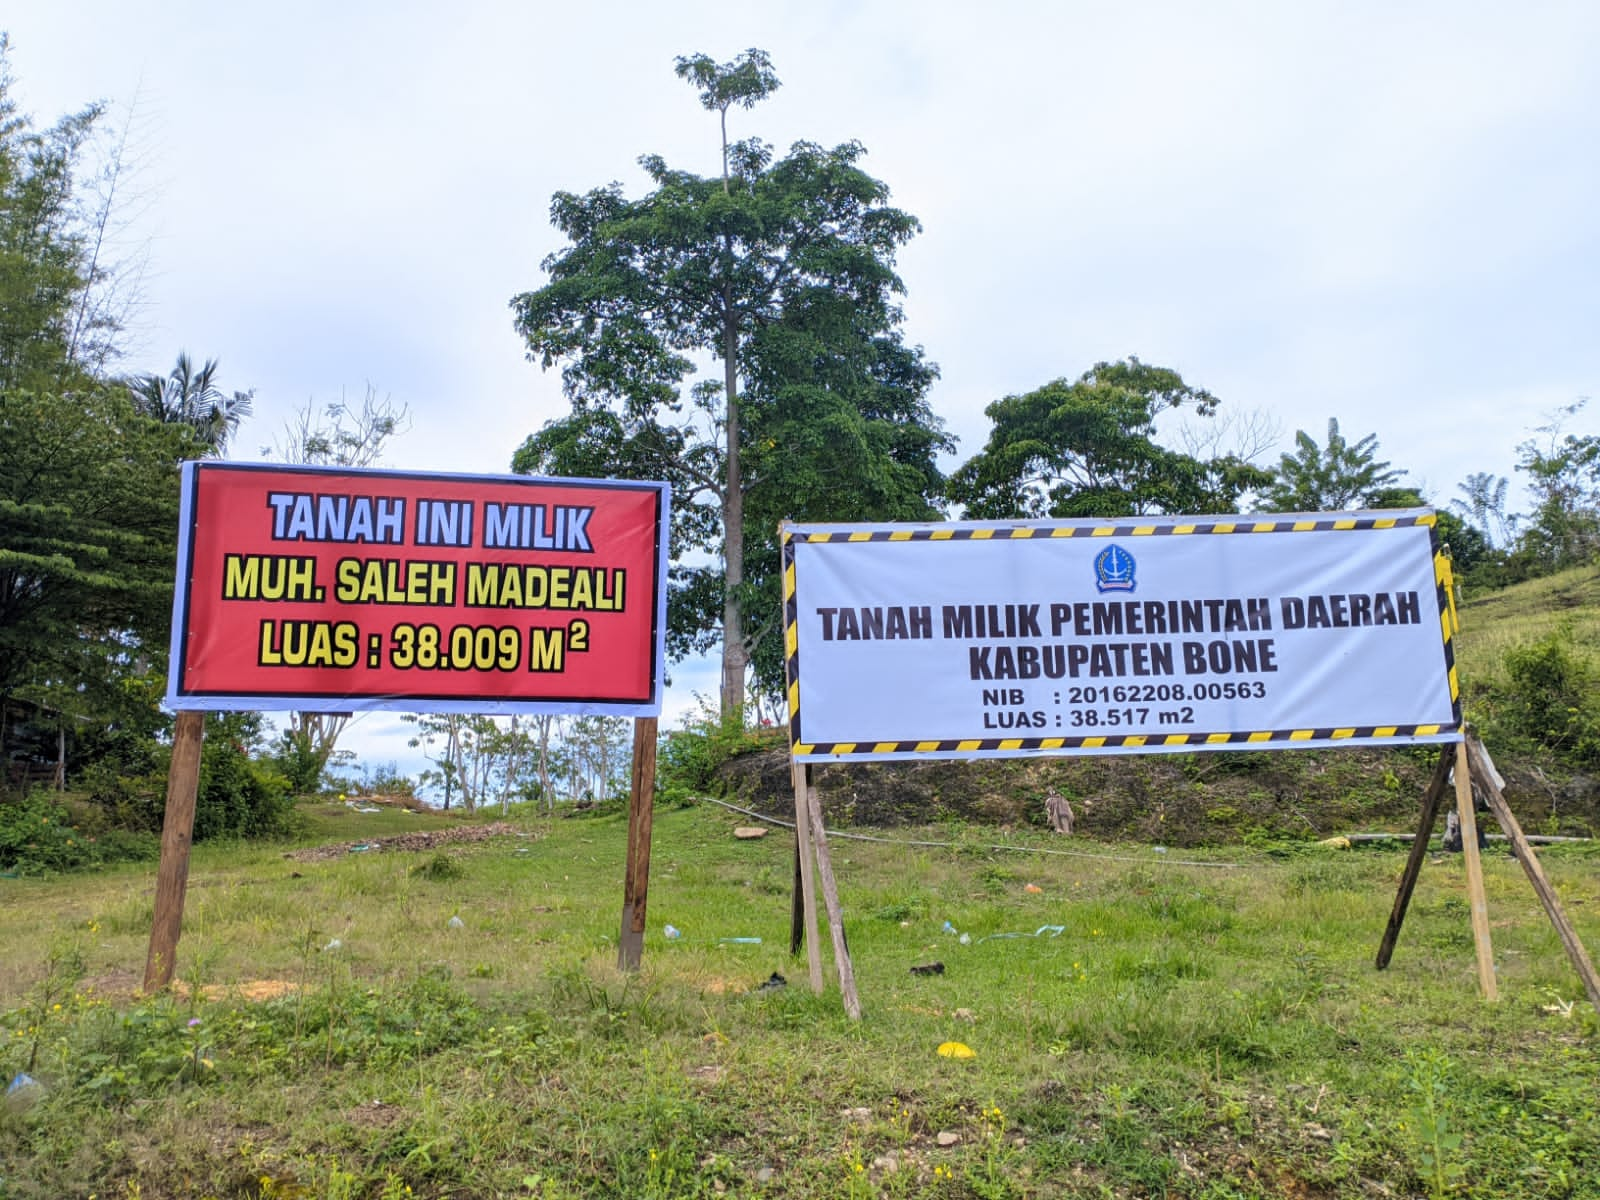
[657,707,779,800]
[411,852,465,882]
[1260,417,1403,512]
[0,387,196,728]
[193,713,297,841]
[126,351,254,456]
[0,36,105,392]
[0,790,156,874]
[511,49,949,710]
[1489,625,1600,769]
[1404,1048,1466,1200]
[1510,400,1599,575]
[947,358,1269,519]
[272,725,328,794]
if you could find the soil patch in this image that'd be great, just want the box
[285,822,529,862]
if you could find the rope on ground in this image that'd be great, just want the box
[696,795,1242,869]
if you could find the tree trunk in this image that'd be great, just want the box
[720,287,748,722]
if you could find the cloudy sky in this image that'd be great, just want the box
[9,1,1597,774]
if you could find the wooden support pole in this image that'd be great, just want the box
[804,773,861,1020]
[1467,737,1600,1014]
[1455,740,1498,1001]
[143,710,205,992]
[1376,747,1454,969]
[617,716,658,972]
[791,761,824,994]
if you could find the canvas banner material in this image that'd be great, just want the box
[783,511,1460,762]
[167,463,670,715]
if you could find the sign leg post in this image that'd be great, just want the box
[1467,737,1600,1013]
[791,762,825,993]
[1376,747,1453,969]
[1454,740,1498,1000]
[804,772,861,1019]
[617,716,658,972]
[143,710,204,992]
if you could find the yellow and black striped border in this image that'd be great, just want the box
[781,511,1463,760]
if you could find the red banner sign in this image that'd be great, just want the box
[166,463,669,715]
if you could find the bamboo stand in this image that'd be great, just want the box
[790,762,860,1017]
[1378,734,1600,1013]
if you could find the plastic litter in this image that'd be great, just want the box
[959,933,971,945]
[447,916,465,929]
[909,961,945,976]
[322,938,342,952]
[941,920,957,935]
[663,924,682,940]
[754,972,787,993]
[6,1073,41,1098]
[976,924,1066,945]
[348,843,375,853]
[936,1041,976,1059]
[719,936,762,944]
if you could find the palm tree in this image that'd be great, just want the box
[129,352,254,456]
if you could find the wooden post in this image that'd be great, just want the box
[1467,737,1600,1014]
[617,716,658,972]
[1454,740,1498,1001]
[804,773,861,1020]
[791,761,824,993]
[143,710,205,992]
[1376,747,1453,969]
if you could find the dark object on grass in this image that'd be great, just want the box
[755,972,787,993]
[1441,809,1486,853]
[910,961,945,976]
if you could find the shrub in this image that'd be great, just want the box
[1491,626,1600,769]
[0,790,157,874]
[657,708,782,801]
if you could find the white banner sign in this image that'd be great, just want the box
[783,511,1461,762]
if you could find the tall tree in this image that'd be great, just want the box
[1,386,197,727]
[1511,401,1599,574]
[1259,417,1403,513]
[1452,471,1515,550]
[0,35,104,394]
[510,50,947,716]
[947,359,1269,519]
[128,351,254,456]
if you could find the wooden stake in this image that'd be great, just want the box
[143,710,204,992]
[804,773,861,1020]
[1467,737,1600,1014]
[616,716,658,972]
[1454,740,1498,1001]
[1376,747,1453,969]
[791,761,824,994]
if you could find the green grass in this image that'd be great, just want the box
[1455,563,1600,695]
[3,802,1598,1198]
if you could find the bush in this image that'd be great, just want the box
[657,709,783,801]
[1491,626,1600,769]
[0,790,158,875]
[194,717,297,840]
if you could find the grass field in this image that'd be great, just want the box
[3,799,1598,1199]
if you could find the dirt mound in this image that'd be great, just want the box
[715,747,1598,845]
[285,822,529,862]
